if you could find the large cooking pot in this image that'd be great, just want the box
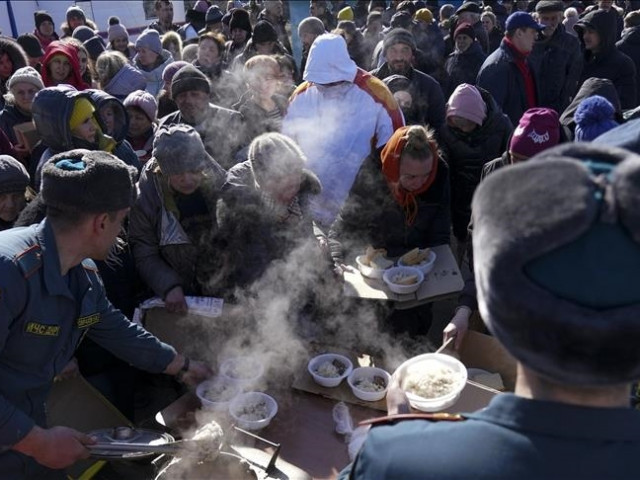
[154,452,258,480]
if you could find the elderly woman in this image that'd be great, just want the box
[216,132,323,293]
[0,155,30,230]
[129,124,226,313]
[329,125,450,337]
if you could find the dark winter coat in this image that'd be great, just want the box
[372,63,446,130]
[476,38,541,126]
[328,154,451,265]
[0,103,31,145]
[575,9,637,109]
[233,93,287,143]
[487,26,503,53]
[444,41,486,98]
[582,4,624,40]
[616,26,640,103]
[216,161,321,291]
[529,24,583,114]
[439,87,513,241]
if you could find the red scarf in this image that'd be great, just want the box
[380,126,439,226]
[504,37,537,108]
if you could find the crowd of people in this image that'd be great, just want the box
[1,0,640,478]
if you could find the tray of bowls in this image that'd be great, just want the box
[343,245,463,303]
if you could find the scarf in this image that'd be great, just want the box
[503,37,537,108]
[380,126,438,226]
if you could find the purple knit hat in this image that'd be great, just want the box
[123,89,158,122]
[510,108,560,158]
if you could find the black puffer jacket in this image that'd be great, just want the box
[216,161,322,291]
[616,26,640,103]
[444,41,486,98]
[529,24,583,114]
[328,154,451,265]
[575,9,637,109]
[439,87,513,241]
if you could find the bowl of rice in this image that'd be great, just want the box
[307,353,353,388]
[196,378,242,412]
[228,391,278,431]
[393,353,467,412]
[347,366,391,402]
[220,356,265,390]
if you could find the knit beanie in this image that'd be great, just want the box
[153,124,208,175]
[84,36,106,61]
[473,142,640,385]
[34,11,54,30]
[414,8,433,24]
[171,64,210,98]
[136,29,163,55]
[206,5,224,24]
[454,22,476,40]
[253,20,278,44]
[8,66,44,91]
[42,149,137,213]
[0,155,29,194]
[229,9,253,37]
[383,28,417,54]
[108,18,128,42]
[446,83,487,126]
[17,34,45,58]
[574,95,619,142]
[338,6,354,21]
[162,60,190,85]
[72,25,95,43]
[382,74,411,94]
[390,11,414,29]
[248,133,306,186]
[510,107,560,158]
[66,6,86,23]
[124,89,158,122]
[69,97,95,131]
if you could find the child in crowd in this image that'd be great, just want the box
[69,96,116,153]
[124,90,158,164]
[107,16,135,60]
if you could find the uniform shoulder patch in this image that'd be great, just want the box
[15,245,43,279]
[361,412,466,427]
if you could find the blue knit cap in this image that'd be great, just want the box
[135,28,163,55]
[575,95,619,141]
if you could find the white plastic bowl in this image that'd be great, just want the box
[383,266,424,294]
[219,357,264,390]
[347,366,391,402]
[355,255,391,279]
[196,378,241,412]
[398,249,437,275]
[307,353,353,388]
[228,392,278,431]
[393,353,467,412]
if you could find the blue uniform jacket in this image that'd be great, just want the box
[0,220,176,457]
[339,393,640,479]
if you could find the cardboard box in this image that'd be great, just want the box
[458,330,517,392]
[13,122,40,153]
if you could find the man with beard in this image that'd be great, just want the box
[528,1,582,114]
[158,64,245,169]
[0,149,211,479]
[371,28,446,131]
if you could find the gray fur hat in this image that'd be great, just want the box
[41,149,137,213]
[0,155,29,194]
[152,124,209,175]
[473,143,640,385]
[248,133,307,185]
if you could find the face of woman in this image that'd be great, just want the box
[48,55,71,83]
[482,16,494,33]
[398,154,433,192]
[197,38,220,67]
[455,34,473,53]
[11,82,40,112]
[136,46,159,67]
[112,37,129,53]
[262,170,303,205]
[0,53,14,80]
[0,191,26,223]
[168,171,203,195]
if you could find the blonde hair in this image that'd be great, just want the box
[402,125,439,161]
[95,50,128,87]
[244,54,279,82]
[162,31,182,60]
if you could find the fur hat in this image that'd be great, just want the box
[446,83,487,126]
[252,20,278,44]
[135,28,163,55]
[229,8,253,36]
[123,90,157,122]
[249,133,307,185]
[34,11,54,30]
[17,34,44,58]
[8,66,44,91]
[509,108,560,158]
[171,64,210,98]
[454,22,476,40]
[383,28,417,54]
[575,95,619,142]
[41,149,137,213]
[66,6,86,22]
[0,155,29,194]
[473,142,640,385]
[152,124,209,175]
[206,6,224,24]
[108,18,129,42]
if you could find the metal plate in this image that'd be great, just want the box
[88,427,175,460]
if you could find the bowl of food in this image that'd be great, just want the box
[393,353,467,412]
[382,266,424,294]
[347,366,391,402]
[220,357,264,390]
[307,353,353,388]
[228,392,278,431]
[398,248,437,275]
[356,247,394,279]
[196,378,241,412]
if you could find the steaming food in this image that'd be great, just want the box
[363,246,394,269]
[202,383,237,403]
[235,400,270,422]
[316,359,347,378]
[400,248,431,266]
[391,272,419,285]
[223,358,258,380]
[404,361,461,398]
[187,421,224,462]
[354,375,387,392]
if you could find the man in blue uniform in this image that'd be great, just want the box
[0,149,211,480]
[339,142,640,479]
